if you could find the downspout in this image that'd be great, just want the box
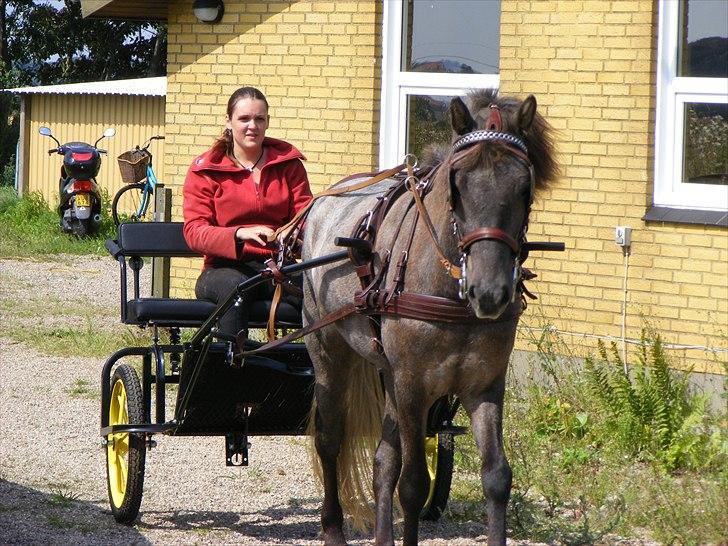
[15,94,28,195]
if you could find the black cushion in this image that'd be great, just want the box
[127,298,217,326]
[126,297,303,328]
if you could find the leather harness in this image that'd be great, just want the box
[239,108,560,357]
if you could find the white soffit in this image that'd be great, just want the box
[3,77,166,97]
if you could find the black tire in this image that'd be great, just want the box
[112,183,153,225]
[420,432,455,521]
[106,364,146,524]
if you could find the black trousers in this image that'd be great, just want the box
[194,262,272,338]
[195,261,303,338]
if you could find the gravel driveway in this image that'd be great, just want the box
[0,254,531,546]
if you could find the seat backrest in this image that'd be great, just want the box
[110,222,201,258]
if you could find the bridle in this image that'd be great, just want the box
[408,105,535,301]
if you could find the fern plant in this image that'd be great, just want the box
[584,330,724,472]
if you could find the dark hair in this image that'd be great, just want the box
[211,86,269,157]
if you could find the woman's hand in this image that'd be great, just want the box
[235,225,275,246]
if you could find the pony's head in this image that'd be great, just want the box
[445,89,558,319]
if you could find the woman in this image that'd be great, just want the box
[183,86,312,341]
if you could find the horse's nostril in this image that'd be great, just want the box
[494,285,510,307]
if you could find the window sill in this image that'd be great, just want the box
[643,206,728,227]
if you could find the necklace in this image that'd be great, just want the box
[237,148,264,171]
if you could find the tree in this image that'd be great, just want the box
[0,0,167,185]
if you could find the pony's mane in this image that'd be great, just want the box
[420,143,448,168]
[465,89,560,188]
[414,90,559,188]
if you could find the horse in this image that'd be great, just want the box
[301,89,558,546]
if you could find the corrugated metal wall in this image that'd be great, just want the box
[26,93,165,207]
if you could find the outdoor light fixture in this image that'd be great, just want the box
[193,0,224,24]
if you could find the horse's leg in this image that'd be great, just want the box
[309,332,352,546]
[394,388,429,546]
[373,374,400,546]
[462,374,511,546]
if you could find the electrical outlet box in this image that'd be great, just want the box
[615,226,632,247]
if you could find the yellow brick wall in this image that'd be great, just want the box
[500,0,727,374]
[164,0,381,296]
[161,0,726,374]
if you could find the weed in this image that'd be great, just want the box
[65,378,98,400]
[584,331,726,472]
[46,514,75,529]
[448,322,727,545]
[48,487,81,508]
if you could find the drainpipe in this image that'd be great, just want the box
[15,95,28,195]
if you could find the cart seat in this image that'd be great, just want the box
[126,298,302,328]
[106,222,303,329]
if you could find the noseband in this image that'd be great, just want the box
[447,107,535,300]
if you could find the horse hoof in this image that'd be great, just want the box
[321,530,347,546]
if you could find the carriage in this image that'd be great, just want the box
[100,90,562,545]
[101,220,462,524]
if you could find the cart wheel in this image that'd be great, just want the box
[420,432,454,521]
[106,364,146,523]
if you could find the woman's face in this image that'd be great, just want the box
[226,97,269,151]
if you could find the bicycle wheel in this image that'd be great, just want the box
[106,364,146,523]
[112,183,153,225]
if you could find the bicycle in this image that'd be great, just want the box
[113,135,165,225]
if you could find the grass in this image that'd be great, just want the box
[48,487,81,508]
[2,315,148,359]
[448,325,728,545]
[0,187,117,257]
[64,379,99,400]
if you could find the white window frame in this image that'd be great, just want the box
[379,1,500,168]
[654,0,728,211]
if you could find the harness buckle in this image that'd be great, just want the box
[363,210,373,233]
[458,254,468,300]
[404,153,418,170]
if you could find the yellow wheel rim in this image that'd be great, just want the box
[424,435,438,508]
[107,379,130,508]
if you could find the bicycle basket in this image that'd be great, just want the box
[117,150,150,184]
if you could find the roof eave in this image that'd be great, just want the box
[80,0,168,22]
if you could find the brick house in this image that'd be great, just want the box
[82,0,727,377]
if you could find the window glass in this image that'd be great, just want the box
[406,95,453,159]
[678,0,728,78]
[682,102,728,185]
[402,0,500,74]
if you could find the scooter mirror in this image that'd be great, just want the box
[39,127,52,137]
[103,127,116,138]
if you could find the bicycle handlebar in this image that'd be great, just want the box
[141,135,165,151]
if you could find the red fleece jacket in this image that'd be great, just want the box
[183,137,312,269]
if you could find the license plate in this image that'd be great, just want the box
[75,193,91,207]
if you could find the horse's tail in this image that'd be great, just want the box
[308,358,384,531]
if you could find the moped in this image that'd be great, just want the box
[39,126,115,237]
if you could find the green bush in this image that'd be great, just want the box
[0,188,116,256]
[584,332,726,472]
[1,157,15,187]
[449,323,727,544]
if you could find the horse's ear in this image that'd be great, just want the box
[518,95,537,132]
[450,97,474,136]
